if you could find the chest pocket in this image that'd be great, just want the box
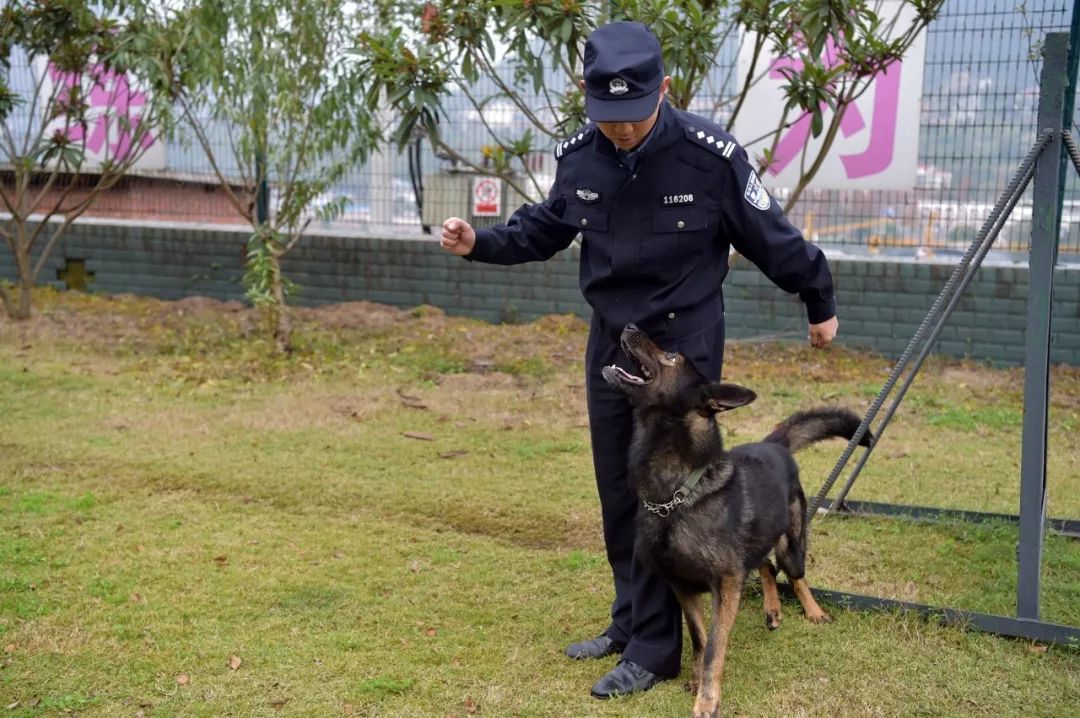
[642,207,711,265]
[563,201,609,233]
[651,207,708,233]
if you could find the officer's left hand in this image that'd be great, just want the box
[808,316,838,349]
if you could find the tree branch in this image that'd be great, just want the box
[179,95,253,221]
[726,32,766,131]
[473,48,558,139]
[429,136,533,200]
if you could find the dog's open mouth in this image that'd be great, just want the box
[609,336,654,384]
[607,362,652,385]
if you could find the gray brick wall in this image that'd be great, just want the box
[2,219,1078,366]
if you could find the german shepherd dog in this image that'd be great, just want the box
[602,324,872,718]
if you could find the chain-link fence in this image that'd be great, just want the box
[3,0,1078,258]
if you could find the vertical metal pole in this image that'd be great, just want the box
[255,154,269,225]
[1017,33,1071,621]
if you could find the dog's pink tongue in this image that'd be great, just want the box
[610,365,645,384]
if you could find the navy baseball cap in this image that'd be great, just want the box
[583,22,665,122]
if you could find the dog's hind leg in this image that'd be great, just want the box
[774,492,832,624]
[692,574,744,718]
[673,588,707,694]
[758,561,783,631]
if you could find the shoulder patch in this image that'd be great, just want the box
[683,124,738,160]
[554,126,595,160]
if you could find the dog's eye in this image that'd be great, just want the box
[659,352,678,366]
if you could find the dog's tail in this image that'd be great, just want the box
[763,407,874,454]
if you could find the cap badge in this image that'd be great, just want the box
[608,78,629,95]
[576,188,600,203]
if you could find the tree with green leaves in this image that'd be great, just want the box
[0,0,189,320]
[170,0,380,353]
[360,0,942,210]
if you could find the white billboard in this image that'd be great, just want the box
[731,1,926,191]
[33,57,166,171]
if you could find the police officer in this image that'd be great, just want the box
[441,21,838,698]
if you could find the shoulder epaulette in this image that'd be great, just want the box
[683,124,738,160]
[554,126,595,160]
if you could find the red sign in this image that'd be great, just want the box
[472,177,501,217]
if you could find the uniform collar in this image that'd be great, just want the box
[594,100,677,162]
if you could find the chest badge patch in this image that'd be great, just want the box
[576,188,600,203]
[743,170,771,211]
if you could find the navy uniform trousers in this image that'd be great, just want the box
[584,311,726,678]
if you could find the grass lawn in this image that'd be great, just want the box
[1,289,1078,717]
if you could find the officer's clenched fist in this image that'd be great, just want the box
[441,217,476,256]
[808,315,838,349]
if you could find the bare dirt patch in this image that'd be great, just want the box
[294,300,409,331]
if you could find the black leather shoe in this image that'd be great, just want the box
[565,634,623,660]
[590,660,665,698]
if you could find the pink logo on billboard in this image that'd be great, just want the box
[48,62,155,162]
[765,37,901,180]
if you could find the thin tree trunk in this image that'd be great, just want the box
[10,227,33,320]
[269,252,292,354]
[15,272,32,320]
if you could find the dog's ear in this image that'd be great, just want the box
[701,382,757,413]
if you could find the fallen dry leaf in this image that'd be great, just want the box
[439,449,469,459]
[27,697,40,708]
[463,695,478,714]
[425,628,437,637]
[342,703,356,716]
[129,592,145,604]
[3,644,15,653]
[214,555,228,565]
[5,700,18,710]
[229,655,243,670]
[402,431,435,441]
[176,673,190,686]
[270,698,288,710]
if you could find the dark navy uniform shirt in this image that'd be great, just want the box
[468,101,836,344]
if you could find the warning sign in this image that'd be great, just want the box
[471,176,502,217]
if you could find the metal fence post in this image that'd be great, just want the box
[1017,32,1071,621]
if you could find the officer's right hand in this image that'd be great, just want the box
[441,217,476,256]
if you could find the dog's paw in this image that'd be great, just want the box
[805,609,833,624]
[692,696,722,718]
[684,679,699,694]
[765,609,782,631]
